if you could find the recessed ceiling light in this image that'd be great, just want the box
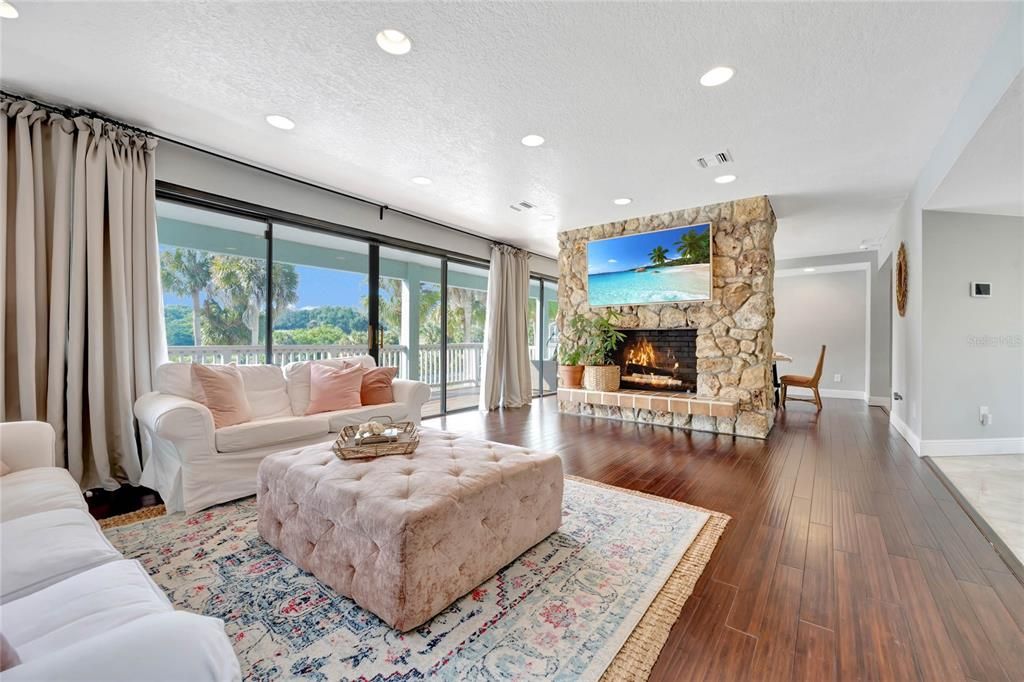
[613,198,632,206]
[803,267,816,273]
[521,134,545,147]
[411,176,432,185]
[0,2,18,19]
[539,214,555,221]
[700,66,735,87]
[376,29,412,55]
[265,114,295,130]
[714,174,737,184]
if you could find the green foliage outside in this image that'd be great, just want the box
[375,279,487,346]
[164,305,195,345]
[161,248,488,350]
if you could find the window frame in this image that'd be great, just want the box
[155,182,557,414]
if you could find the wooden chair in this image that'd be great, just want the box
[780,345,826,411]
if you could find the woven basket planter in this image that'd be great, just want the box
[582,365,621,392]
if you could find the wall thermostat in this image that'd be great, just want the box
[970,281,992,297]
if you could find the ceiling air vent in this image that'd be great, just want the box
[510,200,536,212]
[693,149,734,169]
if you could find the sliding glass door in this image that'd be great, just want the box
[529,277,559,397]
[541,279,558,393]
[446,261,489,412]
[156,193,553,415]
[379,246,444,417]
[155,201,270,364]
[270,224,371,364]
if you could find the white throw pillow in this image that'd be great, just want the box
[153,363,195,399]
[235,365,292,420]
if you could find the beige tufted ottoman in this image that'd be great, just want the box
[256,428,564,631]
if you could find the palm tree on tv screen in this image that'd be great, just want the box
[675,230,710,264]
[648,245,669,266]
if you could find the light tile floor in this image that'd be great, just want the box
[931,454,1024,565]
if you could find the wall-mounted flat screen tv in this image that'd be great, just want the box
[587,223,712,307]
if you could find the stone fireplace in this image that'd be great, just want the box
[557,195,777,439]
[614,329,697,393]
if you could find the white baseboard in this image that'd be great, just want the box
[890,413,921,455]
[922,437,1024,457]
[868,396,891,410]
[786,387,866,401]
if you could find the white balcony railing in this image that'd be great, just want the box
[166,343,493,389]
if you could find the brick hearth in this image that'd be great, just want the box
[557,388,737,418]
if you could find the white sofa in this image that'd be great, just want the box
[0,421,240,681]
[135,355,431,514]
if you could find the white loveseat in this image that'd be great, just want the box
[135,355,431,514]
[0,421,240,681]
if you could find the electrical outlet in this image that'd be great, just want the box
[833,374,842,383]
[980,406,992,426]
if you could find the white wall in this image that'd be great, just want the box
[922,210,1023,446]
[774,267,869,399]
[879,5,1023,452]
[156,140,560,278]
[870,255,893,404]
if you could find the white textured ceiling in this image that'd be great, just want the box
[0,1,1013,258]
[928,72,1024,218]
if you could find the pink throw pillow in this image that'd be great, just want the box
[191,364,252,429]
[361,367,398,405]
[306,363,364,415]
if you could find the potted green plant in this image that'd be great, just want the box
[580,311,627,392]
[557,314,590,389]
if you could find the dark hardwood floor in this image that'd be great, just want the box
[431,397,1024,682]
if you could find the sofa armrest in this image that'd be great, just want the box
[0,421,56,472]
[392,379,431,420]
[3,611,241,682]
[134,392,216,452]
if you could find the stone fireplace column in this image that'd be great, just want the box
[557,195,777,439]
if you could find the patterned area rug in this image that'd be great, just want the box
[103,478,727,681]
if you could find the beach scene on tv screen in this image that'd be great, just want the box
[587,223,711,306]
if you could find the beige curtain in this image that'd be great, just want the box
[1,96,166,489]
[479,244,532,410]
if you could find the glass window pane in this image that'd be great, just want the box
[380,246,444,418]
[270,224,370,365]
[542,279,559,393]
[447,261,489,412]
[528,280,541,396]
[157,200,269,364]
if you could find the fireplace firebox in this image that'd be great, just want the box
[612,329,697,392]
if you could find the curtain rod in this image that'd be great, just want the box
[1,88,153,137]
[1,88,557,264]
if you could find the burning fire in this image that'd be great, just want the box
[625,337,657,367]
